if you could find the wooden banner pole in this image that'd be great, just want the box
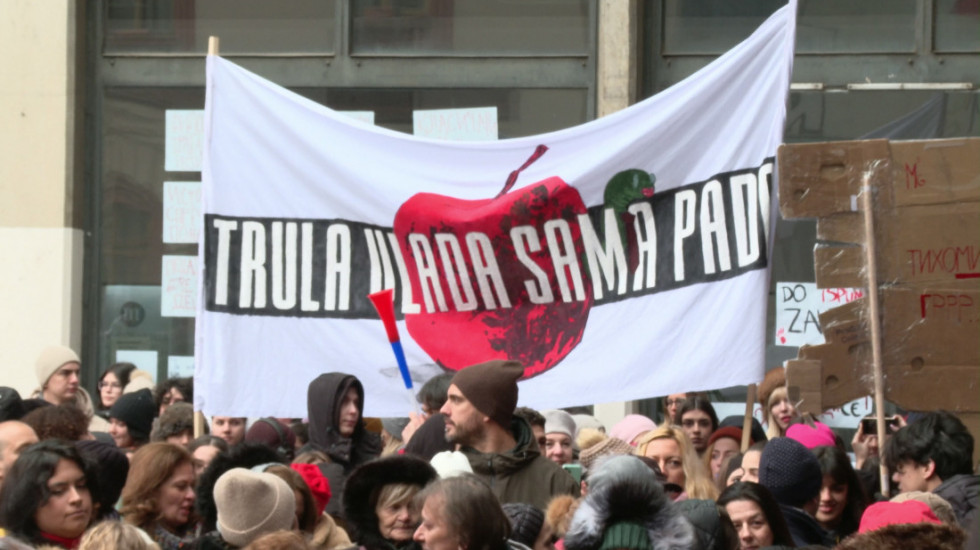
[742,384,757,452]
[860,172,889,498]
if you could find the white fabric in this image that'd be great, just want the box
[197,2,797,417]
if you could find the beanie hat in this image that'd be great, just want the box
[572,414,604,435]
[0,387,25,421]
[215,468,296,547]
[450,360,523,428]
[599,522,653,550]
[123,369,155,394]
[502,503,545,548]
[759,437,822,507]
[543,409,577,439]
[707,426,750,448]
[577,428,632,471]
[609,414,657,446]
[757,367,786,407]
[290,463,331,516]
[76,439,129,509]
[430,450,474,478]
[153,401,195,441]
[890,491,958,524]
[245,418,297,455]
[35,345,80,386]
[109,388,156,442]
[858,500,942,533]
[381,417,410,439]
[786,421,836,449]
[719,415,768,443]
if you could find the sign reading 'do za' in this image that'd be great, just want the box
[774,282,863,347]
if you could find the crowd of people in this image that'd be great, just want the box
[0,345,976,549]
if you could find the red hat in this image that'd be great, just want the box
[786,421,836,449]
[291,463,331,516]
[858,500,942,534]
[707,426,751,448]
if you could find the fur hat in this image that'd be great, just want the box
[502,503,546,548]
[215,468,296,547]
[563,455,695,550]
[786,421,835,449]
[759,437,822,508]
[546,494,579,540]
[35,345,80,386]
[544,410,577,439]
[889,491,958,525]
[609,415,656,446]
[343,454,437,546]
[109,388,156,442]
[450,360,523,428]
[578,428,632,472]
[837,521,966,550]
[152,401,195,442]
[123,369,155,394]
[757,367,786,407]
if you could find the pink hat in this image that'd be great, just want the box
[859,500,942,533]
[609,414,656,446]
[786,421,835,449]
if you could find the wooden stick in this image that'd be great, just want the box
[208,36,219,56]
[860,172,889,498]
[742,384,757,452]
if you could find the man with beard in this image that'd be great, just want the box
[440,360,579,509]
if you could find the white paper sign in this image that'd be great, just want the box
[161,255,199,317]
[163,181,202,243]
[413,107,498,141]
[165,110,205,172]
[339,111,375,124]
[714,395,873,431]
[116,350,158,378]
[774,282,864,347]
[168,355,195,378]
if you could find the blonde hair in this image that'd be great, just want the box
[764,386,789,439]
[634,426,718,500]
[376,483,420,512]
[79,520,161,550]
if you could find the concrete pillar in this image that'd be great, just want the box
[0,0,84,397]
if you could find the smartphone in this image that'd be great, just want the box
[861,416,899,434]
[562,463,582,483]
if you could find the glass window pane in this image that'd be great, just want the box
[935,0,980,52]
[105,0,337,54]
[351,0,589,55]
[663,0,917,54]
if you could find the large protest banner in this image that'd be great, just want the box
[196,2,797,417]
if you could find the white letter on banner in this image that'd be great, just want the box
[213,219,238,306]
[674,190,697,282]
[324,224,351,311]
[465,232,511,310]
[409,234,447,313]
[511,226,554,304]
[730,173,760,267]
[271,222,297,310]
[700,180,731,275]
[435,234,477,312]
[629,202,657,290]
[300,223,320,312]
[239,221,267,309]
[545,219,586,303]
[578,209,627,300]
[757,162,773,241]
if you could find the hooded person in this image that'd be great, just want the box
[563,455,696,550]
[304,372,382,517]
[440,360,579,510]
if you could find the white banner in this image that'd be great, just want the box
[196,2,797,417]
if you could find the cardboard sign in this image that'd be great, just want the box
[163,181,202,244]
[775,282,863,346]
[161,255,198,317]
[413,107,498,141]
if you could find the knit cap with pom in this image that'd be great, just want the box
[577,428,632,471]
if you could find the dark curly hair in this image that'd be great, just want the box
[22,405,89,441]
[153,377,194,412]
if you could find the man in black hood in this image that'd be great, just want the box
[305,372,381,516]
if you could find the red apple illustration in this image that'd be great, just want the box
[393,146,594,378]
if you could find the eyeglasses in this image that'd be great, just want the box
[98,381,122,390]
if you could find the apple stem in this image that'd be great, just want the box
[496,144,549,198]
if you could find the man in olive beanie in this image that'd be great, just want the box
[441,359,579,509]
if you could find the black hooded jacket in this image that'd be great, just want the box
[305,372,382,516]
